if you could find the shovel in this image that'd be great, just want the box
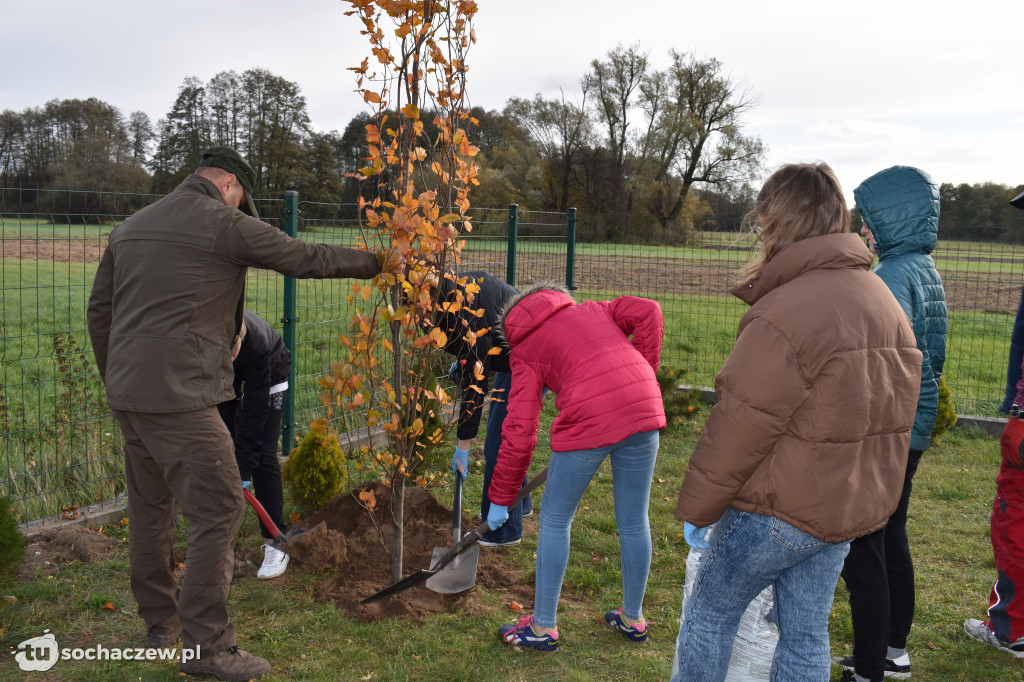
[243,488,305,552]
[360,467,547,604]
[425,469,479,594]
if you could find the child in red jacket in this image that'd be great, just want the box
[965,188,1024,658]
[487,283,666,651]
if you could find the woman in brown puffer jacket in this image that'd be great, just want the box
[670,162,922,682]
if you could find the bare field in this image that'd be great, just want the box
[462,250,1019,314]
[3,237,1018,314]
[1,237,106,263]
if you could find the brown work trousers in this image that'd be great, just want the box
[113,407,244,654]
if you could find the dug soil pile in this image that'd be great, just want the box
[19,525,118,579]
[293,479,533,622]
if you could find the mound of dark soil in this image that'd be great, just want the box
[295,479,530,622]
[19,525,118,579]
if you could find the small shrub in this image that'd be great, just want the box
[282,419,347,514]
[0,496,26,587]
[657,366,706,431]
[933,375,957,439]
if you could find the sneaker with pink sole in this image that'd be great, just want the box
[604,608,649,642]
[499,614,559,651]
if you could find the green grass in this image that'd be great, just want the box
[0,259,373,520]
[2,408,1022,679]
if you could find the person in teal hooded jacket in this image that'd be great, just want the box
[836,166,948,682]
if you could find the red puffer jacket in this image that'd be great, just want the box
[487,285,667,505]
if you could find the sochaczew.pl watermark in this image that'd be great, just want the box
[10,629,200,672]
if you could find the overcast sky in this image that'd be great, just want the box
[3,0,1021,204]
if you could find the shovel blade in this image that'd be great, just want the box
[425,543,480,594]
[266,525,307,553]
[360,467,549,604]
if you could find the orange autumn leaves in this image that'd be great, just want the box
[321,0,481,500]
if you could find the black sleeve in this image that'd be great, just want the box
[455,358,491,441]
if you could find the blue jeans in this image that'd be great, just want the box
[671,509,850,682]
[532,429,659,629]
[480,371,531,543]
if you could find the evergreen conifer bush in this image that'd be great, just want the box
[656,366,705,430]
[0,496,25,587]
[932,374,957,439]
[282,420,347,514]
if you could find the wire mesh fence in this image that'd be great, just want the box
[2,188,1022,522]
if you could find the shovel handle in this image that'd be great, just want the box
[453,469,463,541]
[243,488,285,544]
[431,467,548,571]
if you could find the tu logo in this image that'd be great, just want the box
[12,629,59,672]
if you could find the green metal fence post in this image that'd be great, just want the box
[281,190,299,454]
[566,207,577,290]
[506,204,518,287]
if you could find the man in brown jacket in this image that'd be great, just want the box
[87,146,389,681]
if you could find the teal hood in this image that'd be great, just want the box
[854,166,939,259]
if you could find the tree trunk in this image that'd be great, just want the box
[559,161,570,213]
[668,175,695,223]
[390,477,404,582]
[389,307,404,583]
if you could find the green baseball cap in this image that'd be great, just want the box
[198,146,259,219]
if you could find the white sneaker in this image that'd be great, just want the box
[257,544,289,579]
[964,618,1024,658]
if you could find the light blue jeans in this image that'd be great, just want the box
[671,508,850,682]
[533,429,659,629]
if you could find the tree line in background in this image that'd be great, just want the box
[1,47,1022,240]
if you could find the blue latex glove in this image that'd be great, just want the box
[242,480,251,491]
[683,522,709,550]
[449,361,459,381]
[487,504,509,531]
[452,446,470,475]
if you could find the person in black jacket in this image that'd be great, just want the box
[436,270,534,546]
[220,310,292,578]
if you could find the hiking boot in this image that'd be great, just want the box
[257,544,289,579]
[604,608,649,642]
[499,614,559,651]
[964,618,1024,658]
[834,653,910,679]
[145,619,182,650]
[179,645,271,681]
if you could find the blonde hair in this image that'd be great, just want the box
[740,162,850,281]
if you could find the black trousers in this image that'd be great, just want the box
[218,390,287,540]
[840,448,923,680]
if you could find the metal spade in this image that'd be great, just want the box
[360,467,547,604]
[425,469,479,593]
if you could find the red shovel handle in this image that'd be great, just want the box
[243,488,285,543]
